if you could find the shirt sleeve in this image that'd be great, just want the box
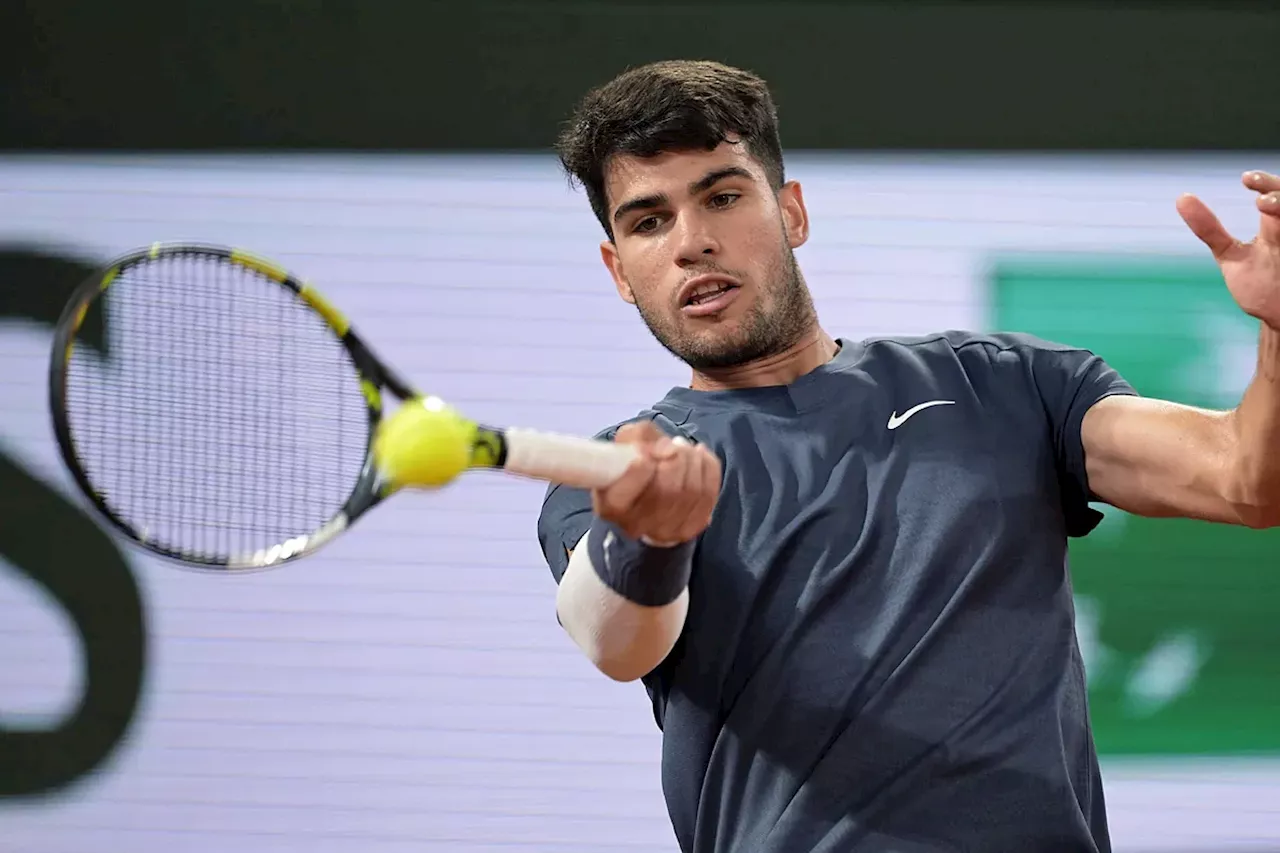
[537,480,596,585]
[537,422,619,585]
[1020,337,1139,536]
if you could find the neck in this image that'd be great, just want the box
[689,327,839,391]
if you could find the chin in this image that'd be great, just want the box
[688,321,748,348]
[678,331,760,369]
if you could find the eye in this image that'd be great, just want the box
[632,215,662,234]
[708,192,741,210]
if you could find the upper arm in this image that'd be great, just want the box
[1081,395,1241,524]
[1008,334,1241,526]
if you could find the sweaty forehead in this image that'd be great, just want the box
[604,142,766,211]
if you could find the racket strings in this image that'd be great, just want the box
[63,253,369,564]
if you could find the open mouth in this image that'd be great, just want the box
[681,279,742,317]
[685,281,739,307]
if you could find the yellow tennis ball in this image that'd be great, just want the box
[373,396,475,488]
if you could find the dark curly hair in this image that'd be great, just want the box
[555,60,786,239]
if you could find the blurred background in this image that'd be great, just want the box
[1,2,1278,851]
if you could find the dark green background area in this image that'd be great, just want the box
[4,0,1279,151]
[992,257,1280,757]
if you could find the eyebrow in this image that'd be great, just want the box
[611,166,754,225]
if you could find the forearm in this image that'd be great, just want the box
[1227,321,1280,525]
[555,528,691,682]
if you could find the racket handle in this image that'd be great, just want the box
[501,427,640,489]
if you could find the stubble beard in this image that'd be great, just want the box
[635,244,816,371]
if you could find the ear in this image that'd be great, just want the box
[600,240,636,304]
[778,181,810,250]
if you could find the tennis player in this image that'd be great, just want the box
[536,60,1280,853]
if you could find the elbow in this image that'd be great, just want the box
[556,606,670,683]
[1227,483,1280,531]
[1232,501,1280,530]
[1226,486,1280,530]
[554,593,684,684]
[1224,453,1280,529]
[591,654,656,684]
[588,630,679,681]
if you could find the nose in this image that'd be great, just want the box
[674,212,720,268]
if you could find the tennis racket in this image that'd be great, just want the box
[48,242,637,571]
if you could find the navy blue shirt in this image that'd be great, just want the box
[538,331,1137,853]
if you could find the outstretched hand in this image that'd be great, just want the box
[1177,170,1280,327]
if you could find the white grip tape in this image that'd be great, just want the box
[502,427,640,489]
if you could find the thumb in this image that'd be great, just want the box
[1177,193,1243,260]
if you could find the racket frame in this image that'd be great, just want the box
[48,242,440,571]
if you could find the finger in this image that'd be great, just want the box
[1176,193,1244,260]
[672,445,711,541]
[1243,171,1280,194]
[648,434,681,462]
[1259,192,1280,245]
[1257,191,1280,217]
[638,441,711,540]
[614,420,666,446]
[670,445,721,537]
[592,455,657,524]
[631,451,692,533]
[675,446,721,541]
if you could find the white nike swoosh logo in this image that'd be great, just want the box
[887,399,956,430]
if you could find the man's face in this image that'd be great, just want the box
[600,141,813,370]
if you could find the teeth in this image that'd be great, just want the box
[688,281,732,304]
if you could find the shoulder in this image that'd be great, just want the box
[855,329,1111,382]
[849,330,1133,421]
[583,406,694,443]
[860,329,1093,359]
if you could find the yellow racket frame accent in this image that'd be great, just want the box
[229,249,288,283]
[298,283,352,337]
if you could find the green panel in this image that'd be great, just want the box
[991,255,1280,758]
